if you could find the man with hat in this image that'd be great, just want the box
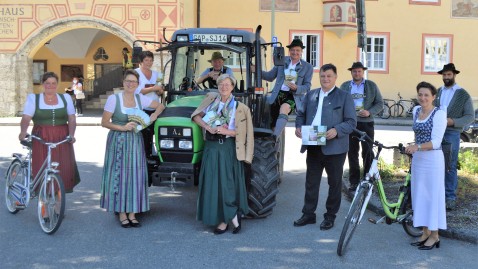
[433,63,474,210]
[261,39,313,141]
[122,47,133,72]
[340,62,383,192]
[197,51,234,88]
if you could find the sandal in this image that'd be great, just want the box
[120,218,131,228]
[129,218,141,228]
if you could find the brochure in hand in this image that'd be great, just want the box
[301,125,327,146]
[124,108,151,133]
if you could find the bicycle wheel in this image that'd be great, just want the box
[399,188,422,237]
[37,173,65,234]
[5,160,27,214]
[337,185,369,256]
[379,105,391,119]
[390,104,404,118]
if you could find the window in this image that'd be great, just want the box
[291,32,322,69]
[365,33,389,72]
[409,0,440,6]
[222,50,246,69]
[422,35,452,74]
[33,60,47,85]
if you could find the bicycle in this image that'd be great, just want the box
[389,92,419,118]
[4,134,71,234]
[377,98,395,119]
[337,129,422,256]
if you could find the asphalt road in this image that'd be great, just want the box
[0,125,476,269]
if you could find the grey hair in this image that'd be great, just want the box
[217,74,236,87]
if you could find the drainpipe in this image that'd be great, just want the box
[197,0,200,27]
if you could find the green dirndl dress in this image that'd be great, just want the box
[196,138,249,226]
[100,94,149,213]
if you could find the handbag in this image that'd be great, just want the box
[76,91,85,99]
[441,139,452,171]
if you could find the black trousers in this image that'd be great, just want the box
[141,110,156,158]
[302,146,347,220]
[75,99,83,114]
[348,121,375,185]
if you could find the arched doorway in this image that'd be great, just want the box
[13,17,138,115]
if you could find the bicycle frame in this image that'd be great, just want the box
[9,135,65,208]
[350,131,412,224]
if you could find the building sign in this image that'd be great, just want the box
[0,6,24,38]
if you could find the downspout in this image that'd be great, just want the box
[197,0,200,27]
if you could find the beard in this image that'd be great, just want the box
[443,77,455,87]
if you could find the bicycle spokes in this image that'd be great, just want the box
[37,174,65,234]
[5,160,28,213]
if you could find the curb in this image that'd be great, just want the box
[341,179,478,244]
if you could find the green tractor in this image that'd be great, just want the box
[135,26,284,218]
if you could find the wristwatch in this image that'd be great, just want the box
[418,144,422,151]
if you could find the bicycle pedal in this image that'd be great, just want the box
[368,216,386,224]
[15,204,26,210]
[368,218,378,224]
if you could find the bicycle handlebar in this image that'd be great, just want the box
[352,128,408,155]
[21,134,72,148]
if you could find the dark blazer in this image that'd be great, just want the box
[262,56,313,111]
[339,79,384,123]
[296,86,357,154]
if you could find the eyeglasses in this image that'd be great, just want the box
[124,80,139,84]
[218,83,233,87]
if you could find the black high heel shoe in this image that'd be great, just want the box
[214,224,228,235]
[232,213,242,234]
[418,239,440,250]
[410,237,429,247]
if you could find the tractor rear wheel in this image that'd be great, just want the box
[247,136,280,218]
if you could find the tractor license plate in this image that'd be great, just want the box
[190,34,227,43]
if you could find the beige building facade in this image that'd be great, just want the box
[0,0,476,116]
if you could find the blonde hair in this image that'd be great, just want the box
[217,74,236,87]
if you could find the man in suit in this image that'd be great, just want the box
[261,39,313,140]
[433,63,474,210]
[340,62,383,192]
[294,63,357,230]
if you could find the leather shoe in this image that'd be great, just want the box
[320,218,334,230]
[213,224,228,235]
[232,213,242,234]
[446,199,456,211]
[293,215,316,227]
[348,183,358,192]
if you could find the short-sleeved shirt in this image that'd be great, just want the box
[23,93,75,116]
[104,93,153,114]
[134,68,160,110]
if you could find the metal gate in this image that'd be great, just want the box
[93,64,123,97]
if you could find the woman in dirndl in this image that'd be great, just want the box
[192,74,254,235]
[100,69,164,228]
[405,81,447,250]
[19,72,80,193]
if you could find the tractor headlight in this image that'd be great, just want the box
[176,35,189,42]
[231,36,243,43]
[178,140,192,150]
[160,139,174,149]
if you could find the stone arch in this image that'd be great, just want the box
[8,17,137,116]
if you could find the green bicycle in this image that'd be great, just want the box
[337,129,422,256]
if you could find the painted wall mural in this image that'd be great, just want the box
[0,2,180,52]
[452,0,478,18]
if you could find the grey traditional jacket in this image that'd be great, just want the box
[262,56,313,111]
[434,86,474,132]
[339,79,384,123]
[295,87,357,154]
